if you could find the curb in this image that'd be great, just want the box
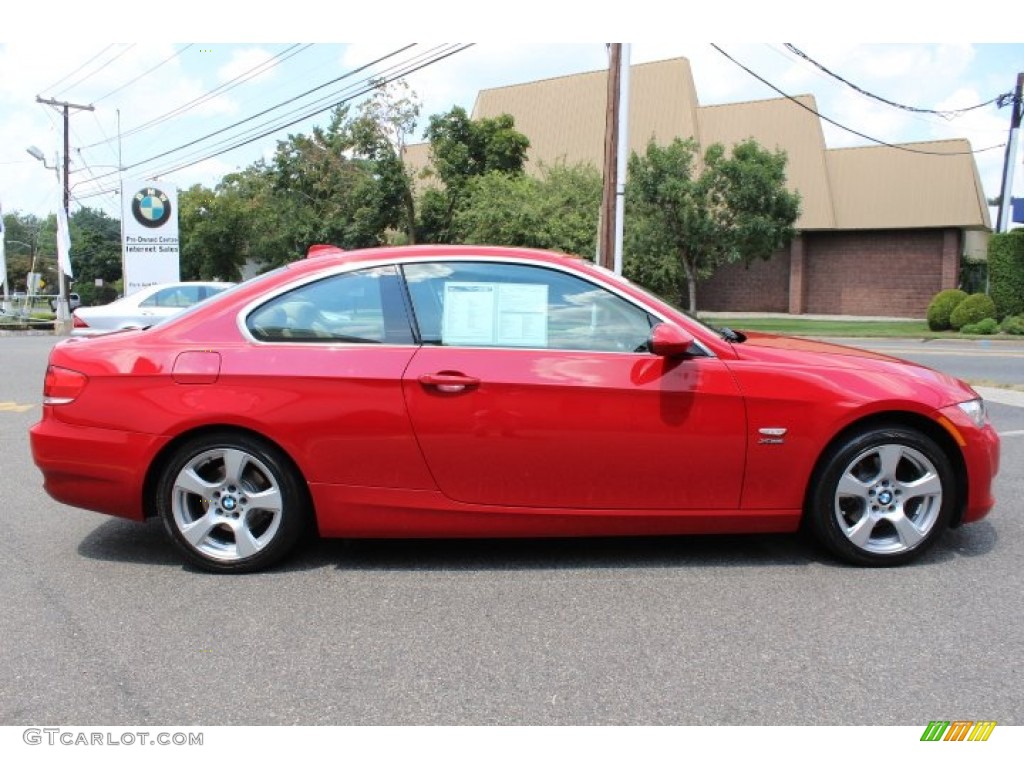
[975,386,1024,409]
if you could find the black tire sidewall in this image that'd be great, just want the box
[155,432,308,573]
[809,427,955,567]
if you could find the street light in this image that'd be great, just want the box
[26,144,71,332]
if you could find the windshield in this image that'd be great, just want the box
[592,263,746,343]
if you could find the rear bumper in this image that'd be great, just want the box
[30,411,168,521]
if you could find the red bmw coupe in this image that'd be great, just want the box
[31,245,1000,572]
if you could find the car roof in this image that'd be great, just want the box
[287,244,587,278]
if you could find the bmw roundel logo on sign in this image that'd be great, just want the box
[131,187,172,228]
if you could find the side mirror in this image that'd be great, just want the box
[649,323,695,358]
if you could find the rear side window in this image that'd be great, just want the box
[246,266,413,344]
[141,285,204,308]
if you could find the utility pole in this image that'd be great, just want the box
[599,44,622,271]
[613,45,631,275]
[996,73,1023,233]
[35,96,94,333]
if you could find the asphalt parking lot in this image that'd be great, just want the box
[1,334,1022,726]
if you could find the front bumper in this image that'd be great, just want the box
[938,403,1000,524]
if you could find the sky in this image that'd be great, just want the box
[2,4,1022,229]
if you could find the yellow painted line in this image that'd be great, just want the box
[867,347,1024,359]
[0,402,35,413]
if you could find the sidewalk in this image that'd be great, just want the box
[972,386,1024,409]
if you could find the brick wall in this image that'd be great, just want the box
[697,248,791,312]
[803,229,960,317]
[691,229,961,317]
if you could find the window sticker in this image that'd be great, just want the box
[442,282,548,347]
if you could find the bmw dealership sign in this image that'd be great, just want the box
[121,181,180,296]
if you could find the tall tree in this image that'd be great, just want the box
[453,162,602,255]
[2,211,45,293]
[626,138,801,311]
[269,106,392,254]
[178,183,250,281]
[348,78,421,243]
[68,207,122,304]
[418,107,530,243]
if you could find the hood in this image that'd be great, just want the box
[730,331,979,404]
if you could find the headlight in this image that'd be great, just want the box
[957,398,988,428]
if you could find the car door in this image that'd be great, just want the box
[239,265,432,490]
[401,260,746,511]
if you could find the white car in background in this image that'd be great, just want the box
[71,281,235,336]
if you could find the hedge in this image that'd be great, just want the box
[949,293,996,330]
[1001,315,1024,335]
[961,318,999,335]
[926,289,968,330]
[989,230,1024,319]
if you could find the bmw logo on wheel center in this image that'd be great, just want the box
[131,187,172,228]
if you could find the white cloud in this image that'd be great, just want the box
[218,47,280,85]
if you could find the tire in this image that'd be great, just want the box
[156,432,309,573]
[807,426,955,566]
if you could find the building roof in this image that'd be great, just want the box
[695,95,836,229]
[405,57,991,233]
[472,59,701,174]
[825,141,992,230]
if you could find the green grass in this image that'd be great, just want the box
[702,316,944,338]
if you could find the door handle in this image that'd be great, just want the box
[418,372,480,393]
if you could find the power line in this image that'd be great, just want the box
[710,44,1005,157]
[78,44,295,150]
[80,43,418,184]
[92,44,194,103]
[38,45,116,96]
[52,44,137,99]
[783,44,1012,119]
[89,44,315,148]
[75,44,471,198]
[126,44,473,184]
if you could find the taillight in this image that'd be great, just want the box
[72,313,89,328]
[43,366,88,405]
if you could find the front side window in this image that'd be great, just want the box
[402,261,654,353]
[247,265,412,344]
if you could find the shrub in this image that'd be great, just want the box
[1001,314,1024,335]
[960,318,999,335]
[949,293,997,330]
[988,230,1024,319]
[926,289,968,330]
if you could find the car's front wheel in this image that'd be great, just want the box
[156,432,309,573]
[808,426,955,566]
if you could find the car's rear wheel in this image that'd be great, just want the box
[808,426,955,566]
[156,432,309,573]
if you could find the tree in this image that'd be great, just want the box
[268,106,398,255]
[2,209,120,302]
[68,207,122,304]
[625,138,801,311]
[418,107,530,243]
[452,162,602,255]
[178,184,250,281]
[347,78,421,243]
[2,211,45,293]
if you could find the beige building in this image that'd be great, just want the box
[406,58,992,317]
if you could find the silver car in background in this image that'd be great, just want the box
[71,281,235,336]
